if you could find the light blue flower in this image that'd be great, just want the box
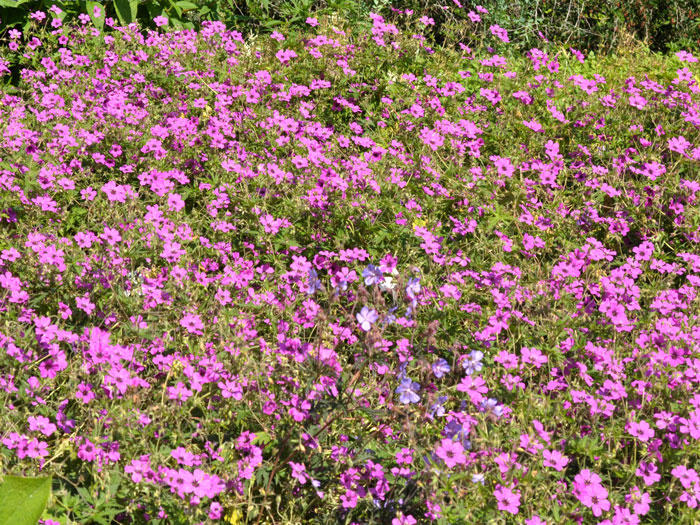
[362,264,383,286]
[307,268,322,294]
[405,277,421,300]
[395,377,420,404]
[356,306,379,332]
[462,350,484,375]
[432,358,451,379]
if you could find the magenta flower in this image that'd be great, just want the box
[542,449,570,471]
[671,465,700,489]
[180,313,204,335]
[392,514,417,525]
[636,462,661,486]
[419,127,445,151]
[627,420,654,442]
[289,462,308,484]
[578,484,610,517]
[435,438,466,469]
[494,485,521,514]
[489,24,510,43]
[78,439,97,462]
[625,486,651,515]
[27,415,57,437]
[276,49,298,65]
[628,94,648,110]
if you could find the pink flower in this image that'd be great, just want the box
[100,226,122,246]
[494,485,521,514]
[180,313,204,335]
[489,24,509,43]
[636,462,661,486]
[167,193,185,212]
[542,449,570,471]
[78,439,97,461]
[290,462,308,484]
[392,514,417,525]
[680,482,700,509]
[28,415,57,437]
[574,469,603,493]
[305,17,318,27]
[161,240,186,263]
[456,375,488,405]
[168,382,193,403]
[420,127,444,151]
[435,438,466,469]
[523,119,544,132]
[579,484,610,517]
[627,420,654,442]
[276,49,297,65]
[669,135,691,154]
[76,295,96,315]
[629,94,647,110]
[671,465,700,489]
[153,15,168,27]
[625,486,650,515]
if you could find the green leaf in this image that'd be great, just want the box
[0,475,52,525]
[114,0,138,25]
[0,0,34,6]
[252,431,271,445]
[176,0,199,9]
[85,1,105,32]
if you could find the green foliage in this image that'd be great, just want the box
[379,0,700,54]
[0,476,51,525]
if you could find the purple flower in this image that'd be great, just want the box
[307,268,322,294]
[479,397,503,417]
[405,277,421,299]
[362,264,383,286]
[462,350,484,375]
[432,358,451,379]
[289,462,308,484]
[395,378,420,404]
[356,306,379,332]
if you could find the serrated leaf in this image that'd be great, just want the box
[252,431,272,445]
[0,475,52,525]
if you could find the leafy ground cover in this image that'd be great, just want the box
[1,5,700,524]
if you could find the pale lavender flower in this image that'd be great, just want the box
[356,306,379,332]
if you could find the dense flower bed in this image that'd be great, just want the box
[1,6,700,524]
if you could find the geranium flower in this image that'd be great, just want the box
[494,485,520,514]
[356,306,379,331]
[395,377,420,404]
